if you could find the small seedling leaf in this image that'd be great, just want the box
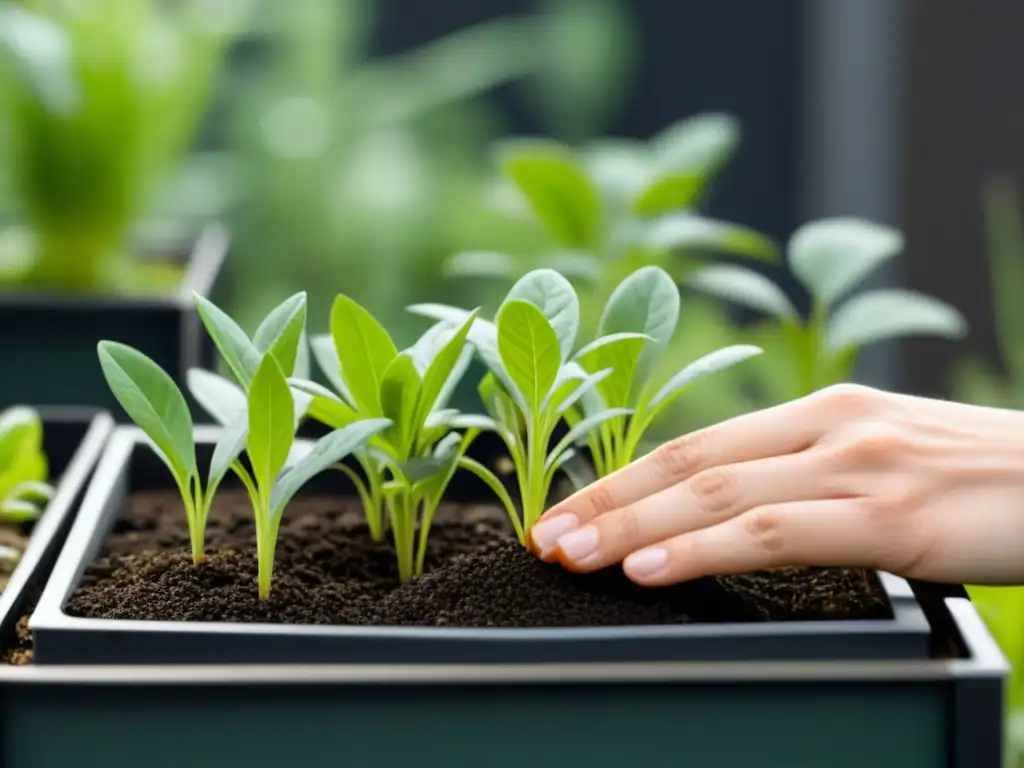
[416,311,477,426]
[686,264,798,321]
[645,213,777,262]
[309,334,355,407]
[647,345,764,413]
[504,268,579,359]
[379,353,421,453]
[252,292,308,377]
[497,299,562,412]
[247,354,296,496]
[789,218,904,307]
[330,295,398,415]
[193,294,261,389]
[826,289,967,352]
[97,341,196,481]
[187,368,247,426]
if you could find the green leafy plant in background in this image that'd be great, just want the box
[573,265,761,475]
[0,0,246,293]
[99,294,390,598]
[287,295,484,582]
[949,177,1024,768]
[411,269,644,540]
[686,217,967,401]
[0,405,54,522]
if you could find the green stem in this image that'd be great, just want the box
[414,495,435,577]
[523,422,548,532]
[255,511,277,601]
[389,491,415,583]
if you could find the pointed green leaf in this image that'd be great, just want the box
[309,334,354,407]
[577,334,648,407]
[497,139,602,248]
[0,406,43,472]
[826,289,967,352]
[645,213,778,262]
[247,354,296,496]
[97,341,195,482]
[504,269,580,359]
[187,368,246,426]
[497,299,562,411]
[270,419,392,517]
[789,218,904,307]
[294,331,311,380]
[379,354,421,452]
[207,408,249,496]
[330,295,398,415]
[193,294,261,389]
[599,265,679,385]
[252,292,308,377]
[686,264,798,320]
[647,345,764,413]
[416,312,477,425]
[554,367,612,414]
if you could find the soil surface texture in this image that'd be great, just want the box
[65,490,889,627]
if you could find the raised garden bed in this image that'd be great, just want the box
[0,408,112,664]
[0,224,229,419]
[31,426,935,666]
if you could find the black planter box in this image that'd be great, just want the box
[31,426,937,666]
[0,224,229,420]
[0,593,1008,768]
[0,409,113,653]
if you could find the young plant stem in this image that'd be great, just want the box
[523,422,548,533]
[254,512,279,601]
[388,490,416,583]
[414,496,439,577]
[178,476,204,566]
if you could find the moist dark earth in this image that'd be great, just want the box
[63,490,889,627]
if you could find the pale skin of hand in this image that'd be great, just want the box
[527,384,1024,587]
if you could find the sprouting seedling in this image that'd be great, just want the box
[409,268,632,541]
[98,340,389,598]
[685,217,967,398]
[570,265,763,475]
[0,406,55,523]
[289,294,482,582]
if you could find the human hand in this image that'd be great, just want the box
[527,384,1024,587]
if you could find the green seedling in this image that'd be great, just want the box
[0,405,55,523]
[99,340,389,598]
[444,113,779,332]
[686,217,967,398]
[572,265,762,474]
[410,268,633,541]
[289,294,482,582]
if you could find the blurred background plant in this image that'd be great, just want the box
[0,0,247,293]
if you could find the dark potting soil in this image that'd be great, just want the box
[64,490,889,627]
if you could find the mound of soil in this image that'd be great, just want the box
[64,490,888,627]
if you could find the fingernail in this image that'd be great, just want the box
[530,514,579,557]
[624,548,668,579]
[556,525,599,562]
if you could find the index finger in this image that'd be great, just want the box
[539,392,833,530]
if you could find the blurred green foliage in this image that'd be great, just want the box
[0,0,245,293]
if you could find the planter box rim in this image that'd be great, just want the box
[31,426,939,665]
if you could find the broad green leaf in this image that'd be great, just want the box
[646,345,764,413]
[416,312,477,426]
[330,295,398,415]
[294,332,311,380]
[577,334,648,406]
[252,292,307,377]
[379,354,421,452]
[686,264,798,320]
[632,174,703,217]
[789,218,904,307]
[497,139,602,248]
[187,369,246,426]
[193,293,261,389]
[826,289,967,352]
[247,354,296,496]
[645,213,778,262]
[269,419,392,517]
[97,341,195,481]
[497,299,562,412]
[547,407,633,468]
[309,334,354,407]
[0,4,76,114]
[504,269,580,360]
[443,250,518,279]
[436,345,475,413]
[599,265,679,385]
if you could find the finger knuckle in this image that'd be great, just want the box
[744,507,786,553]
[863,485,924,525]
[610,505,644,544]
[839,422,913,466]
[652,432,706,482]
[688,466,739,516]
[813,383,883,419]
[583,481,619,517]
